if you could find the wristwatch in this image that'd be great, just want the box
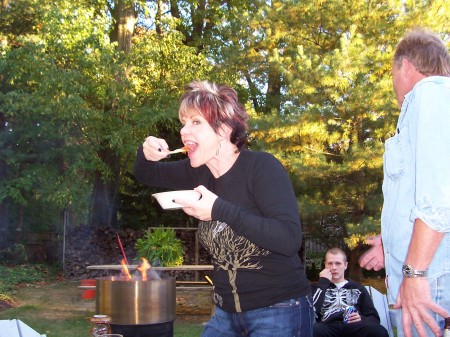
[402,264,428,278]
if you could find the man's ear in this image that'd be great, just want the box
[401,58,410,69]
[402,58,417,76]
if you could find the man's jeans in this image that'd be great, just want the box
[201,295,314,337]
[395,273,450,337]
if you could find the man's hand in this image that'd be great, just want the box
[395,278,449,337]
[398,219,449,337]
[359,235,385,271]
[319,268,332,280]
[346,311,361,324]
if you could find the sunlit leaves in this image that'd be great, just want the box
[345,217,381,249]
[245,0,450,249]
[2,0,450,236]
[1,0,238,230]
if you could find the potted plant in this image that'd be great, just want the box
[135,227,184,267]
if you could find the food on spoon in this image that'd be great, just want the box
[166,146,189,154]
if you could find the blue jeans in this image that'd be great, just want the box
[201,295,314,337]
[395,272,450,337]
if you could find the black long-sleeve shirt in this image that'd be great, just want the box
[311,277,381,324]
[134,146,311,312]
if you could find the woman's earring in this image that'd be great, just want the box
[216,142,221,155]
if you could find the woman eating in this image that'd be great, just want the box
[133,80,313,337]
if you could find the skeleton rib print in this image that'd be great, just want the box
[319,287,361,322]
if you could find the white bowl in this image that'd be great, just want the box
[151,190,201,210]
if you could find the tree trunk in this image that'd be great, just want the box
[347,245,364,281]
[89,0,136,228]
[0,112,7,247]
[90,171,117,228]
[90,145,122,228]
[263,14,282,114]
[109,0,137,53]
[265,63,282,113]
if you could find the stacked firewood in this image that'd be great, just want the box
[63,225,210,280]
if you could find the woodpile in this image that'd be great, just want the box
[63,225,211,281]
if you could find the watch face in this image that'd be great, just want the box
[403,265,427,277]
[403,265,413,277]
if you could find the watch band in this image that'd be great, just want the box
[402,264,428,278]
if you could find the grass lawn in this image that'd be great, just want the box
[0,265,208,337]
[0,305,204,337]
[0,264,392,337]
[0,294,203,337]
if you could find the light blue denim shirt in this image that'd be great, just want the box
[381,76,450,304]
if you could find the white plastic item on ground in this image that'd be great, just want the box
[0,319,46,337]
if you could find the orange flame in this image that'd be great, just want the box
[136,258,151,281]
[120,259,132,281]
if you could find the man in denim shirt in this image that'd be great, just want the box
[360,28,450,337]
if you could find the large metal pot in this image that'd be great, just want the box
[95,277,176,325]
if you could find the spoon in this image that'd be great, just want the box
[165,146,189,154]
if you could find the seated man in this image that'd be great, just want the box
[311,247,389,337]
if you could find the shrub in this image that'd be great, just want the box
[135,227,184,267]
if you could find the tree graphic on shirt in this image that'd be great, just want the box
[198,220,270,312]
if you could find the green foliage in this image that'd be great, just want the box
[304,250,327,280]
[305,251,325,270]
[245,0,450,251]
[345,217,381,249]
[0,0,223,230]
[135,227,184,267]
[0,264,60,295]
[2,0,450,249]
[0,243,28,265]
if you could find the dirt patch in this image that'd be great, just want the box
[0,300,14,311]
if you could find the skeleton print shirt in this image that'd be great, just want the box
[311,277,381,324]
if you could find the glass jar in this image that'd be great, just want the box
[444,316,450,337]
[90,314,112,336]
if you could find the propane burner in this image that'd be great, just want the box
[111,321,173,337]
